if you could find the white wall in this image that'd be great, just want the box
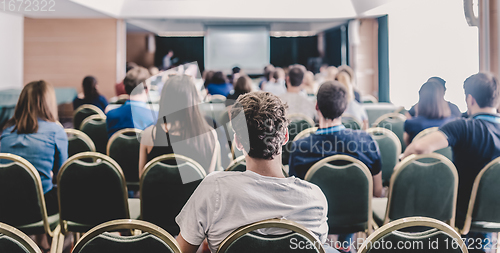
[366,0,479,111]
[0,12,24,90]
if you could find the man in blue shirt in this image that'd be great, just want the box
[106,66,158,137]
[289,81,383,196]
[403,72,500,252]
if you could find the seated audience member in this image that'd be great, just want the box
[289,81,383,197]
[106,66,156,137]
[324,66,339,82]
[337,65,361,103]
[203,70,215,89]
[336,72,368,129]
[175,92,334,253]
[116,62,138,96]
[226,75,253,106]
[262,67,286,95]
[1,80,68,216]
[303,71,317,95]
[139,75,218,175]
[206,71,233,97]
[230,66,241,84]
[406,76,462,119]
[403,72,500,252]
[404,81,455,145]
[73,76,108,112]
[278,66,317,120]
[259,64,275,89]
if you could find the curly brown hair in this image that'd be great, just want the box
[230,91,289,160]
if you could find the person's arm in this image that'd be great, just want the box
[176,234,200,253]
[401,131,449,159]
[372,172,383,197]
[138,126,154,177]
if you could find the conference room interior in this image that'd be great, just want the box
[2,0,500,253]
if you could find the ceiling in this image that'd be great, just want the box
[1,0,394,36]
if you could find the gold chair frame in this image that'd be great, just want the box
[73,104,105,128]
[372,112,406,128]
[0,222,43,253]
[413,127,440,141]
[287,113,315,127]
[366,127,402,155]
[304,154,374,234]
[65,129,96,153]
[292,127,318,142]
[381,153,458,227]
[217,218,325,253]
[79,114,106,131]
[106,128,142,155]
[357,217,468,253]
[72,219,181,253]
[342,113,363,130]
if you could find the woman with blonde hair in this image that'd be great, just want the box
[335,71,368,129]
[1,80,68,216]
[139,75,218,175]
[302,71,317,95]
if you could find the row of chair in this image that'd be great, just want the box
[0,216,470,253]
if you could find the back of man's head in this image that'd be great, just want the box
[124,66,151,95]
[287,67,305,87]
[230,91,289,160]
[317,81,348,120]
[464,72,500,108]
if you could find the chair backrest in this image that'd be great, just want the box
[80,115,108,154]
[361,95,378,104]
[73,104,105,130]
[305,155,373,234]
[140,154,206,236]
[293,127,318,142]
[373,113,406,152]
[107,128,142,188]
[208,94,227,103]
[342,114,363,130]
[0,154,54,237]
[384,153,458,227]
[0,222,42,253]
[283,114,315,165]
[57,152,130,234]
[72,219,181,253]
[366,127,401,186]
[413,127,453,161]
[460,156,500,234]
[358,217,468,253]
[217,219,325,253]
[65,129,96,158]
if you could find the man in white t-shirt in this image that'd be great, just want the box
[175,91,331,253]
[278,66,317,121]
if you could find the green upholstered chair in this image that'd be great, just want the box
[342,113,363,130]
[0,222,43,253]
[305,155,374,235]
[217,219,325,253]
[366,128,401,186]
[363,103,400,127]
[65,129,96,158]
[372,153,458,227]
[373,113,407,152]
[413,127,453,161]
[73,104,105,130]
[57,152,139,236]
[140,154,206,236]
[361,95,378,104]
[226,155,289,177]
[458,156,500,235]
[72,219,181,253]
[107,128,142,191]
[293,127,318,142]
[283,114,315,165]
[358,217,468,253]
[0,153,59,237]
[80,115,108,154]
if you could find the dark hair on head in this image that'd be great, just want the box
[234,75,252,94]
[317,81,348,120]
[417,81,450,119]
[203,70,215,88]
[427,76,446,91]
[464,72,500,108]
[211,71,227,85]
[263,64,275,81]
[287,67,304,87]
[82,76,99,100]
[232,66,241,74]
[230,91,289,160]
[124,66,151,95]
[6,80,58,134]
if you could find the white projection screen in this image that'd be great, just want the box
[205,26,270,74]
